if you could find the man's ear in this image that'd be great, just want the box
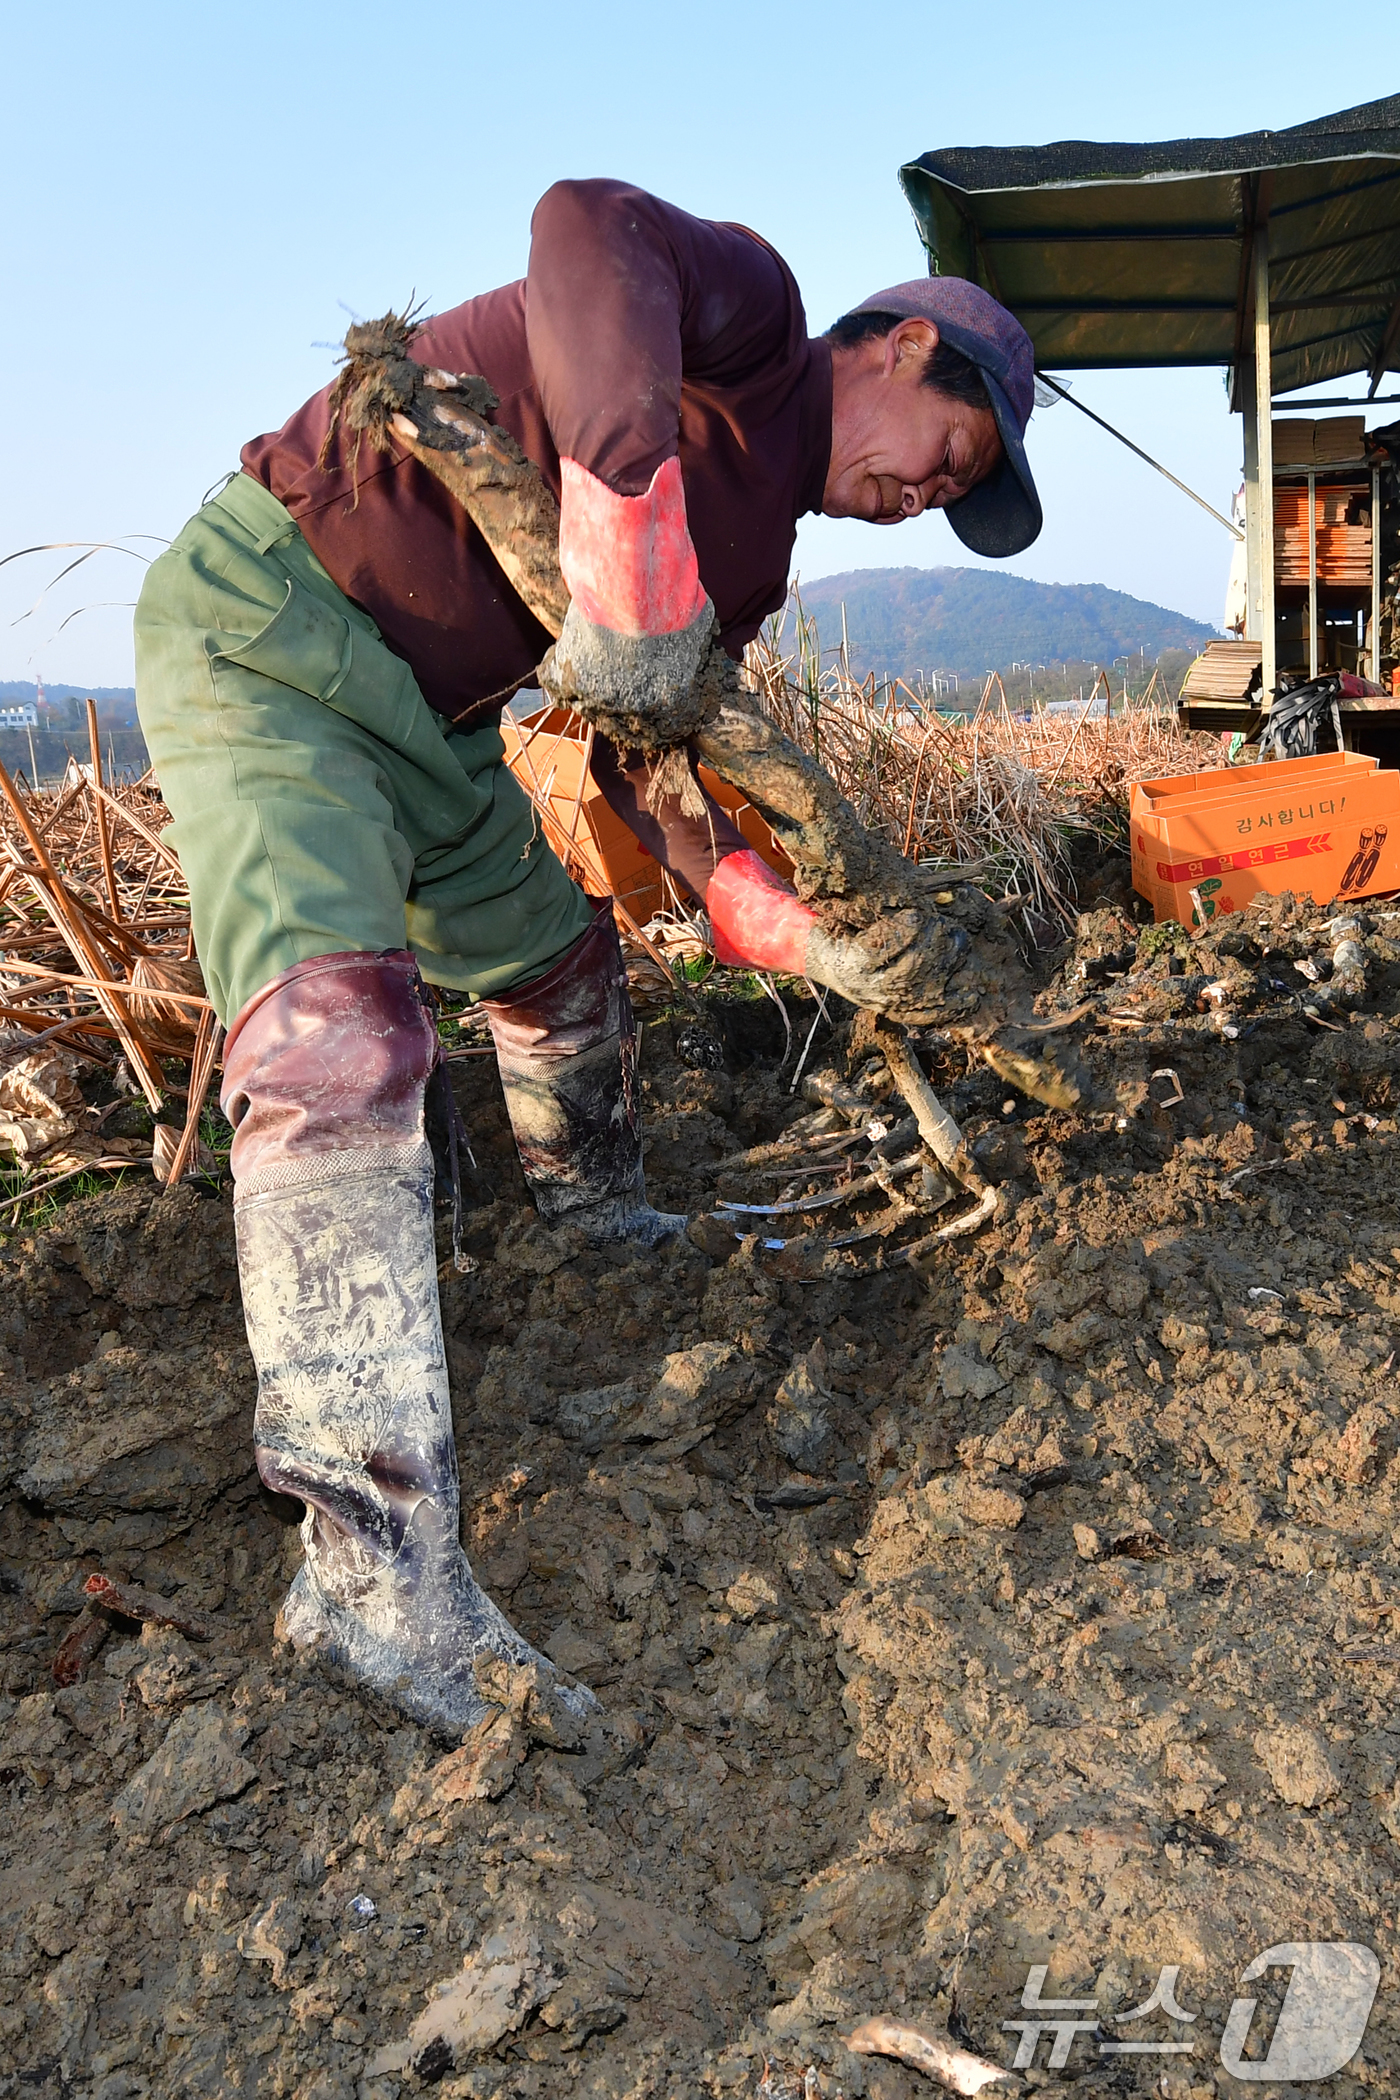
[883,316,939,377]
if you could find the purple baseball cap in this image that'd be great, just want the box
[853,277,1041,557]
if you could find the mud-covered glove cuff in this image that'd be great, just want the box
[540,596,717,749]
[707,856,977,1025]
[541,453,717,748]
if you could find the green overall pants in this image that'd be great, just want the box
[134,472,594,1026]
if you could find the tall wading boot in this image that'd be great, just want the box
[221,950,595,1735]
[482,910,684,1247]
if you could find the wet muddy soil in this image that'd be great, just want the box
[6,873,1400,2099]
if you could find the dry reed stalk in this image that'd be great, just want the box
[128,955,209,1055]
[0,756,222,1209]
[159,1007,223,1188]
[84,699,122,925]
[0,761,168,1105]
[0,958,211,1007]
[741,594,1221,932]
[82,776,184,874]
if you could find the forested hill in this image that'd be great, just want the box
[794,568,1217,682]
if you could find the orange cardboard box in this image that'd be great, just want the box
[1129,750,1400,926]
[500,706,792,929]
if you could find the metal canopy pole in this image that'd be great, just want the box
[1373,465,1383,682]
[1242,363,1262,644]
[1035,374,1243,537]
[1254,226,1277,702]
[1308,468,1318,678]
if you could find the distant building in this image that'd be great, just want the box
[0,702,37,729]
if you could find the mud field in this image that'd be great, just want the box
[7,865,1400,2099]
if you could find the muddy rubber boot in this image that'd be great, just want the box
[222,951,595,1736]
[482,910,684,1247]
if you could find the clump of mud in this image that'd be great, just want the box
[5,879,1400,2098]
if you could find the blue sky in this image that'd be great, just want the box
[3,1,1398,686]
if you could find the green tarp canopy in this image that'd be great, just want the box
[900,93,1400,397]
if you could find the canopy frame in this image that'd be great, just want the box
[901,96,1400,699]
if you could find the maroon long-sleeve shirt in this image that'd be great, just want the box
[241,178,833,728]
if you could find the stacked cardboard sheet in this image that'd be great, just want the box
[1271,416,1367,468]
[1274,482,1373,586]
[1179,639,1264,704]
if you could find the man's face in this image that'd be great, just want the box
[824,317,1002,524]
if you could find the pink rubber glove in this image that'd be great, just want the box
[708,853,1097,1114]
[705,849,816,973]
[707,848,975,1034]
[541,456,715,746]
[558,455,708,639]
